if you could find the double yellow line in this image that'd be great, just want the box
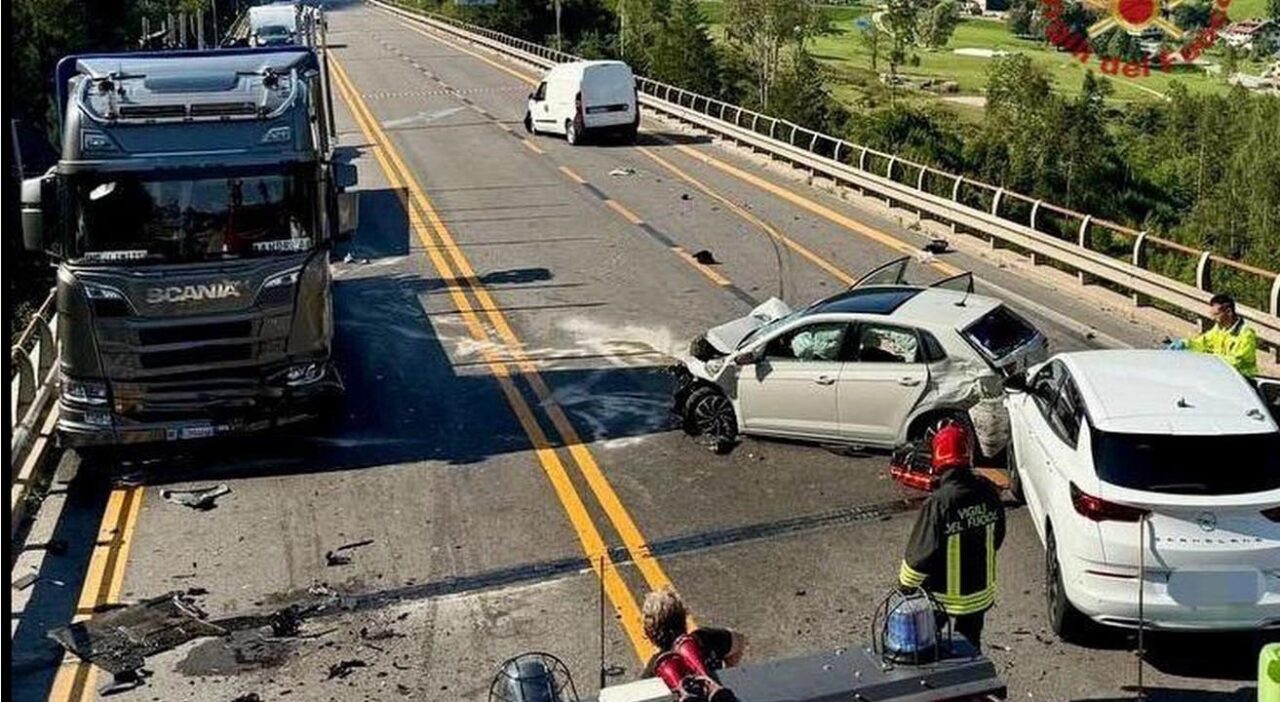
[330,53,673,660]
[48,485,145,702]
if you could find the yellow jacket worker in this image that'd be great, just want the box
[1173,294,1258,377]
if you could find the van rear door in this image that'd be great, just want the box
[581,63,634,127]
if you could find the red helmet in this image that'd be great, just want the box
[931,423,973,472]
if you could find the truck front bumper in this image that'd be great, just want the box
[58,363,343,448]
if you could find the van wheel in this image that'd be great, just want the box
[523,111,534,134]
[565,118,583,145]
[683,387,737,454]
[1046,527,1089,643]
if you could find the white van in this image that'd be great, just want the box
[524,61,639,145]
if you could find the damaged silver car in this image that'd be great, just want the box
[673,258,1048,454]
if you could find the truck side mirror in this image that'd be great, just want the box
[20,173,56,253]
[334,162,357,191]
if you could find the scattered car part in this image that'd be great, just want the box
[160,484,230,511]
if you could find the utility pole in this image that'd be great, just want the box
[554,0,562,52]
[212,0,219,47]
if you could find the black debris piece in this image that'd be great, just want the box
[48,591,225,675]
[13,572,39,590]
[324,551,352,567]
[326,659,368,680]
[692,249,718,265]
[680,193,692,201]
[270,608,303,637]
[360,624,400,641]
[231,694,263,702]
[160,484,230,511]
[923,238,949,254]
[99,668,150,696]
[397,684,413,696]
[334,539,375,553]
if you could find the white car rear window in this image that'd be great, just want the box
[1092,430,1280,495]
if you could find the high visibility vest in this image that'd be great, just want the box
[1188,319,1259,377]
[899,470,1006,615]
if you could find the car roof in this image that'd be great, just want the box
[1059,350,1274,435]
[808,286,997,328]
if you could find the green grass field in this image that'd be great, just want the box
[697,0,1273,114]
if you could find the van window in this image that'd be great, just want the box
[1091,430,1280,495]
[532,82,547,101]
[964,306,1038,360]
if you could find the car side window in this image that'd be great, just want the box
[851,323,921,364]
[1030,361,1064,417]
[533,82,547,101]
[919,330,947,362]
[764,322,848,362]
[1048,377,1084,446]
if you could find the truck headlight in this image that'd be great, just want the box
[263,268,302,289]
[285,362,325,386]
[63,377,110,406]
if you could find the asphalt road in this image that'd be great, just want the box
[10,3,1272,701]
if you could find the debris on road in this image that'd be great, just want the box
[608,167,635,177]
[161,484,230,511]
[326,659,368,680]
[680,193,692,201]
[48,591,226,677]
[326,539,374,566]
[924,238,949,254]
[13,572,39,590]
[231,694,263,702]
[692,249,718,265]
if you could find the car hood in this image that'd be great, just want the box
[704,297,793,353]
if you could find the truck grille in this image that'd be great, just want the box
[140,344,253,370]
[138,320,253,346]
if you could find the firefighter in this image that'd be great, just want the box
[1170,293,1259,377]
[898,423,1005,650]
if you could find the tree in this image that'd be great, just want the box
[1172,1,1211,31]
[860,22,883,72]
[1269,0,1280,21]
[723,0,824,108]
[769,50,848,133]
[1006,0,1034,36]
[881,0,927,83]
[917,1,960,49]
[647,0,721,95]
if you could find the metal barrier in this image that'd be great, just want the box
[11,289,58,461]
[372,0,1280,349]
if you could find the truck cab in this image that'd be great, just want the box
[20,47,357,448]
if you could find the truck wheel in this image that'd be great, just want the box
[565,118,582,145]
[683,387,737,454]
[1046,527,1089,643]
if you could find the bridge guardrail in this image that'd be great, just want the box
[372,0,1280,351]
[11,289,59,536]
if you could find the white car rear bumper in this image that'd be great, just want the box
[1065,559,1280,631]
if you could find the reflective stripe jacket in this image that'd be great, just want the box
[899,469,1006,615]
[1187,319,1258,377]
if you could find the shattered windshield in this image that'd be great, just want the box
[72,168,316,264]
[737,308,804,349]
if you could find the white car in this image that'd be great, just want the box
[673,258,1048,453]
[1005,350,1280,639]
[524,60,638,145]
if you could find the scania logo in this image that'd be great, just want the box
[1196,511,1218,532]
[145,281,243,304]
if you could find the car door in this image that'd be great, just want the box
[736,321,849,438]
[1016,361,1065,530]
[529,80,553,129]
[1026,363,1086,532]
[836,322,930,445]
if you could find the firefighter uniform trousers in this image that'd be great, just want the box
[899,469,1006,649]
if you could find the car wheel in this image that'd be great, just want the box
[565,117,582,145]
[1046,527,1089,643]
[523,111,534,134]
[1006,437,1025,505]
[683,386,737,454]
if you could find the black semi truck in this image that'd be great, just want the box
[19,46,357,448]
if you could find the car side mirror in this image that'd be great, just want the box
[732,350,758,366]
[1003,371,1027,393]
[20,172,57,253]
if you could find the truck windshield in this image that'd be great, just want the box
[1092,429,1280,495]
[72,170,316,264]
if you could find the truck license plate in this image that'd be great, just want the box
[174,425,215,440]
